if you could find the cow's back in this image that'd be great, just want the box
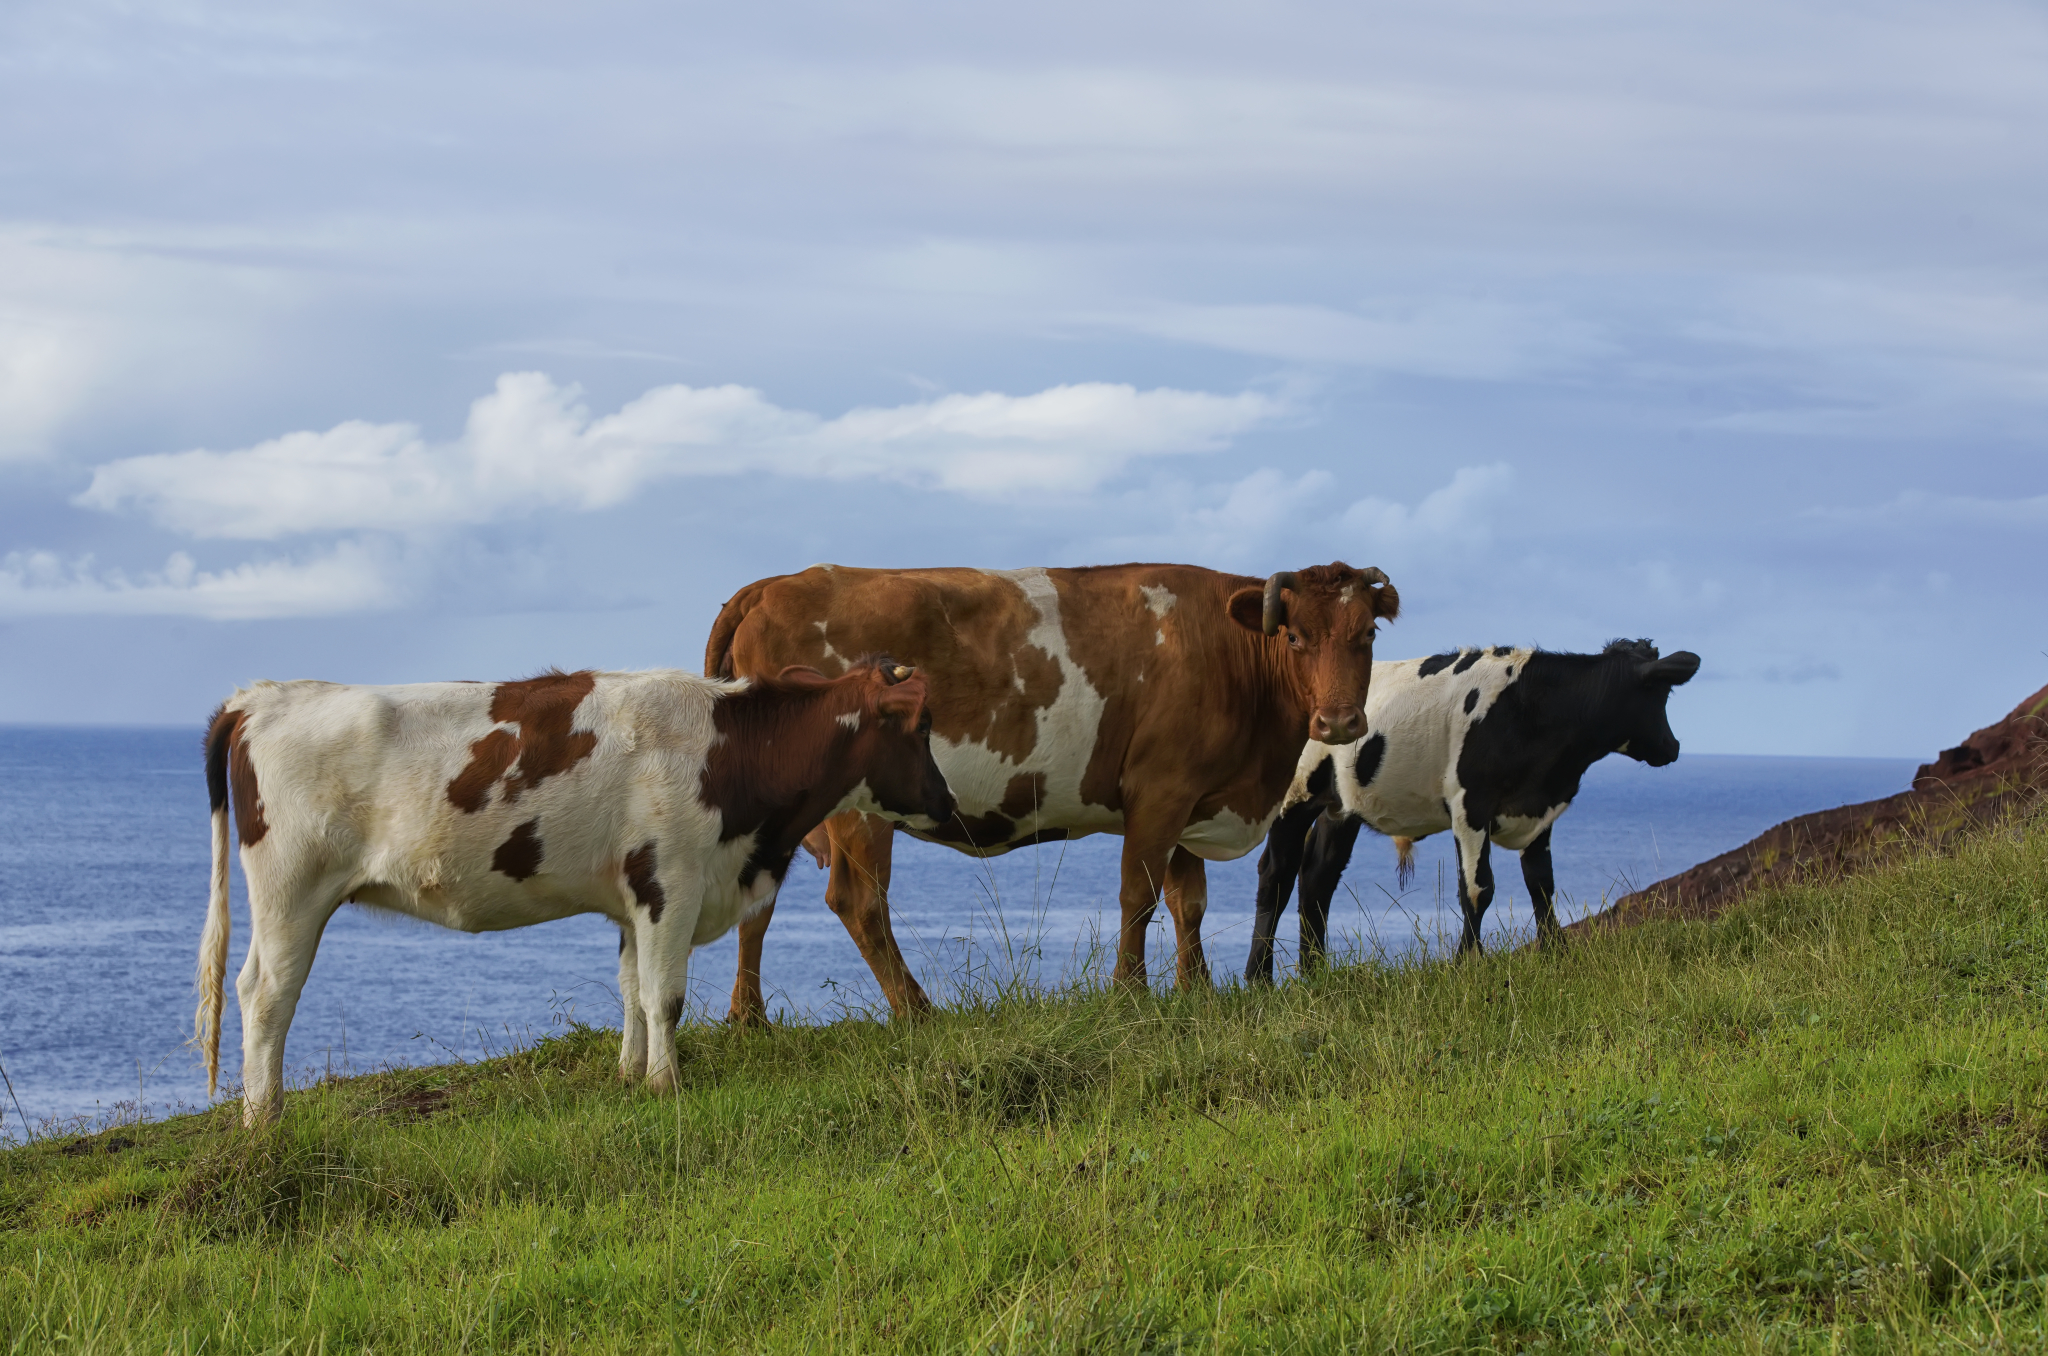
[228,680,485,840]
[706,563,1270,855]
[225,672,728,909]
[1324,649,1540,839]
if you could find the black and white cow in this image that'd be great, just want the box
[1246,639,1700,979]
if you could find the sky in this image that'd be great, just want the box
[1,0,2043,757]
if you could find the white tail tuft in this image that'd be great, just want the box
[195,806,232,1097]
[1395,837,1416,890]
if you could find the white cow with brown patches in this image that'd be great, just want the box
[196,659,953,1124]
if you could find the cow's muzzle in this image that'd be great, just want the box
[1311,705,1364,744]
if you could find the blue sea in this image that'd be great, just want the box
[0,725,1917,1138]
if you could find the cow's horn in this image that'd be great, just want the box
[1358,566,1389,587]
[1262,571,1299,636]
[888,664,915,683]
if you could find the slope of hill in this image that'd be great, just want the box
[1579,682,2048,931]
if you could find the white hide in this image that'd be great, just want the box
[199,669,892,1123]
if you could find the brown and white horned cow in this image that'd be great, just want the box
[705,562,1400,1019]
[196,659,953,1123]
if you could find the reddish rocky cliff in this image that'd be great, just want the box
[1576,681,2048,931]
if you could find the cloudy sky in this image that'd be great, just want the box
[2,0,2043,756]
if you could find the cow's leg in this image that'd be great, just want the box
[236,871,341,1126]
[634,862,704,1096]
[724,900,775,1028]
[617,926,648,1079]
[1450,822,1495,957]
[819,812,933,1018]
[1298,812,1364,974]
[724,826,831,1026]
[1162,848,1211,990]
[1248,799,1320,985]
[1521,825,1563,950]
[1113,802,1196,992]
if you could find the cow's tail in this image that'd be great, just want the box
[702,577,776,679]
[197,703,238,1097]
[1394,837,1416,890]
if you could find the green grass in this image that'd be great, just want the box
[6,813,2048,1353]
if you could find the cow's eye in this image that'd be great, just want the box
[917,710,933,735]
[1286,630,1304,649]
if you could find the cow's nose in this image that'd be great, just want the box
[1311,705,1363,744]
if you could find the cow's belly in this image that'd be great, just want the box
[349,875,625,933]
[1176,806,1280,862]
[692,839,784,946]
[1490,805,1569,851]
[1350,785,1452,841]
[1340,752,1457,840]
[923,730,1123,855]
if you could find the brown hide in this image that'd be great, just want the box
[704,561,1398,1016]
[699,660,952,893]
[445,670,601,813]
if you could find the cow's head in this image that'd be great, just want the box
[1227,562,1401,744]
[1600,639,1701,767]
[826,657,957,827]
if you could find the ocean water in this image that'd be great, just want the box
[0,725,1917,1136]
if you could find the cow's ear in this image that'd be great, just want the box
[875,679,925,726]
[1370,581,1400,621]
[1226,586,1266,633]
[1639,652,1701,686]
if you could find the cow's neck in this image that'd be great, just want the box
[703,685,866,863]
[1232,631,1321,812]
[1244,631,1318,748]
[1484,674,1617,808]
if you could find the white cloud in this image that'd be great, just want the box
[0,310,95,461]
[1197,467,1340,538]
[0,542,395,620]
[1080,462,1514,573]
[1342,463,1515,551]
[75,373,1281,539]
[0,226,306,464]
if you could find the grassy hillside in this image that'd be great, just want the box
[5,813,2048,1353]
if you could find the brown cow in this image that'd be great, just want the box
[704,562,1399,1019]
[197,658,954,1123]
